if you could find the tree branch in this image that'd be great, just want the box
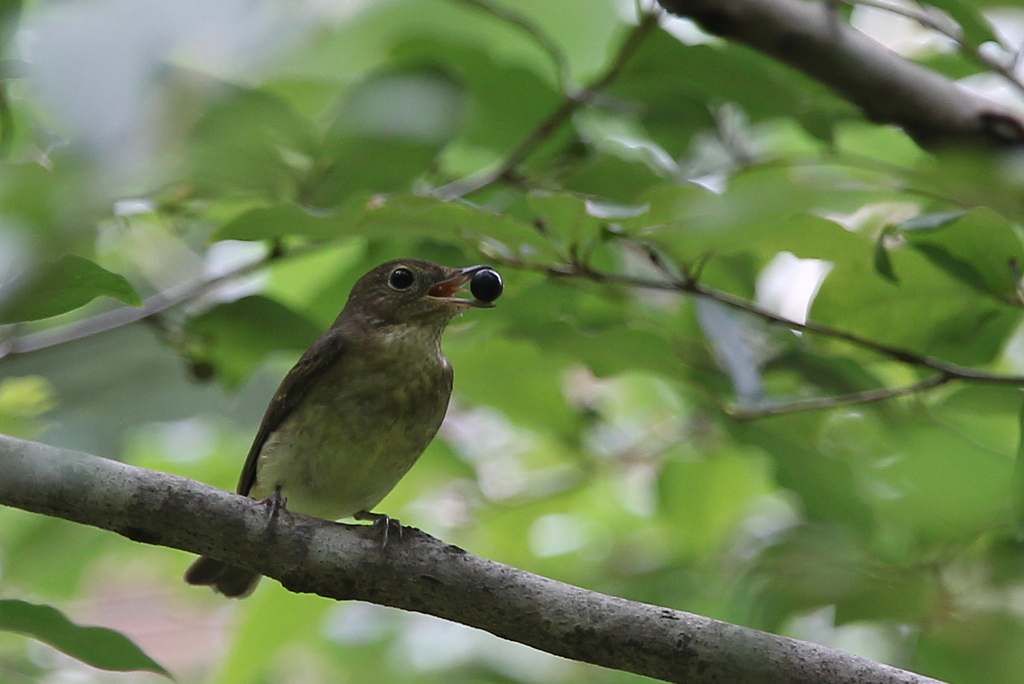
[542,263,1024,386]
[448,0,572,89]
[656,0,1024,148]
[838,0,1024,99]
[728,372,953,420]
[435,11,661,200]
[0,241,305,362]
[511,262,1024,416]
[0,78,14,161]
[0,433,947,684]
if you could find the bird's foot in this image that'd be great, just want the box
[257,486,287,530]
[354,510,402,548]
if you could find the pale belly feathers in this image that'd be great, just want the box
[249,337,452,521]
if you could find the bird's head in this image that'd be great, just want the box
[338,259,502,330]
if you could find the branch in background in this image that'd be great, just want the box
[838,0,1024,99]
[0,0,606,362]
[656,0,1024,148]
[0,79,14,161]
[0,434,949,684]
[435,11,661,201]
[449,0,572,89]
[9,239,1020,418]
[0,242,302,362]
[537,263,1024,412]
[728,373,952,420]
[9,0,1016,374]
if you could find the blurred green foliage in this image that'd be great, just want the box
[0,599,169,677]
[1,1,1024,683]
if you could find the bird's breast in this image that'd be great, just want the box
[251,335,453,520]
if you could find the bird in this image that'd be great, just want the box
[184,258,502,597]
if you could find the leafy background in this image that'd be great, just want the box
[1,0,1024,683]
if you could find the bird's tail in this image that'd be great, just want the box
[184,556,261,598]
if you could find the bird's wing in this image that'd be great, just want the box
[236,329,348,496]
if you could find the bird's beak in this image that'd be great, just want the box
[427,265,495,308]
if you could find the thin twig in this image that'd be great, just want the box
[841,0,962,39]
[0,280,234,361]
[0,244,302,361]
[448,0,572,89]
[687,279,1023,382]
[0,79,14,160]
[435,10,661,201]
[728,373,952,419]
[537,263,1024,386]
[839,0,1024,98]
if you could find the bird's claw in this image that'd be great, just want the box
[257,486,287,530]
[354,510,402,548]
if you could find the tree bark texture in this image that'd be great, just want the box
[0,434,948,684]
[657,0,1024,148]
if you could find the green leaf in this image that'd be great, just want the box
[899,210,970,232]
[763,349,889,414]
[606,31,858,154]
[748,524,872,629]
[561,150,667,203]
[835,122,925,167]
[929,385,1021,457]
[627,172,878,287]
[185,83,316,200]
[0,255,142,324]
[0,599,170,676]
[186,295,322,388]
[916,611,1024,684]
[447,335,577,436]
[0,0,22,59]
[525,191,605,259]
[215,194,371,241]
[217,194,556,265]
[391,36,567,166]
[819,409,1014,551]
[1013,396,1024,534]
[487,271,683,378]
[211,585,332,684]
[873,227,898,283]
[923,0,999,50]
[0,375,55,438]
[835,563,935,624]
[869,422,1013,542]
[657,445,773,559]
[301,68,465,209]
[910,149,1024,223]
[898,207,1024,301]
[814,235,1021,365]
[356,195,556,260]
[731,414,876,536]
[915,51,987,80]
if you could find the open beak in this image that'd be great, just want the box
[427,265,495,308]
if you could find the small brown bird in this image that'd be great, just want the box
[184,258,502,597]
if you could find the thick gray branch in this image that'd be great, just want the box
[0,434,946,684]
[657,0,1024,148]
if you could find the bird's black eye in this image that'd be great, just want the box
[388,267,415,290]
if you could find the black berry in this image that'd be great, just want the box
[470,268,503,303]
